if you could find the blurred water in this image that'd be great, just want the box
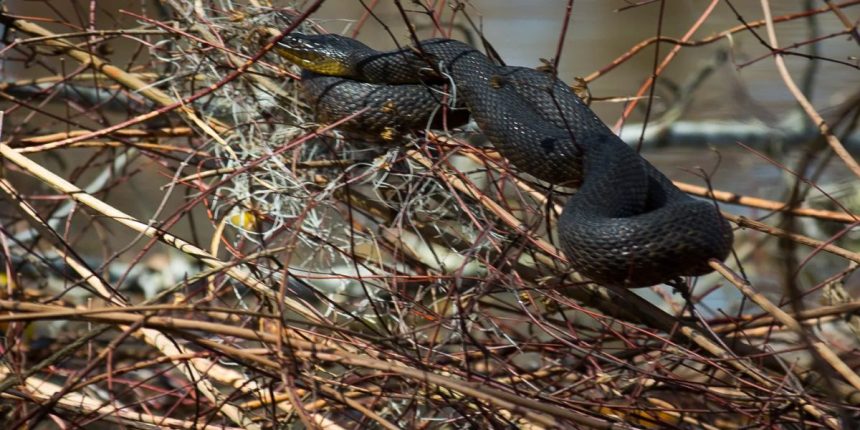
[315,0,859,125]
[312,0,858,209]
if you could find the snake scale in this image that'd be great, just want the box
[276,33,734,287]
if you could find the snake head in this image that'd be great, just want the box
[275,33,369,78]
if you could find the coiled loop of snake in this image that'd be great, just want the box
[277,33,734,287]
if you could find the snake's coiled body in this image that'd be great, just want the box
[279,34,734,287]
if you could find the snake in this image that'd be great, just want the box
[275,33,734,287]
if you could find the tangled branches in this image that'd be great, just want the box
[0,1,858,428]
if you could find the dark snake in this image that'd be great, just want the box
[276,33,734,287]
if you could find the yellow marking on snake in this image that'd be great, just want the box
[379,127,398,141]
[274,47,352,76]
[381,100,397,114]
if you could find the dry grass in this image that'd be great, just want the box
[0,1,858,428]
